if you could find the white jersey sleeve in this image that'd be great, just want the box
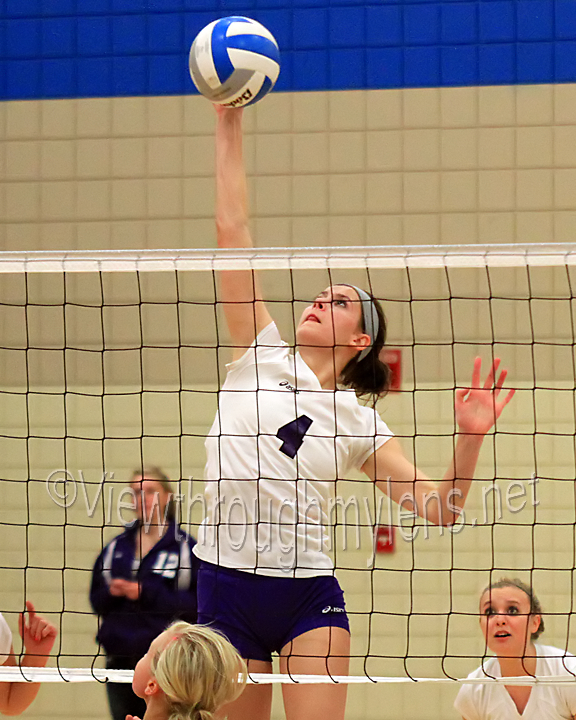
[347,402,392,469]
[453,657,500,720]
[454,681,482,720]
[226,322,287,374]
[0,613,13,663]
[560,671,576,716]
[545,649,576,715]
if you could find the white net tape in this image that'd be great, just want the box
[0,242,575,273]
[0,668,574,685]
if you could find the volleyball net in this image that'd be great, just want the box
[1,242,576,684]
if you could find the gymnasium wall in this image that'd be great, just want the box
[2,2,576,719]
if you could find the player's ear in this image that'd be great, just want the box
[351,333,371,353]
[145,678,161,697]
[530,614,541,637]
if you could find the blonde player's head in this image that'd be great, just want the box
[133,622,247,720]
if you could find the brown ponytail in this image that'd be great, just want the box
[339,292,391,405]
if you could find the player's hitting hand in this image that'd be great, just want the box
[18,601,57,659]
[455,358,515,436]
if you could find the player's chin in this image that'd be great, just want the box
[296,335,334,351]
[295,325,320,344]
[489,638,518,655]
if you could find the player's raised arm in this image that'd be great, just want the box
[363,358,515,526]
[214,106,273,360]
[0,602,57,716]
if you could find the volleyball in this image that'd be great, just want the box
[189,16,280,108]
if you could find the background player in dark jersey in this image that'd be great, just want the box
[90,466,198,720]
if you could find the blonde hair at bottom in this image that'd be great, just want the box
[151,622,247,720]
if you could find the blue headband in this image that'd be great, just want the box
[343,285,380,362]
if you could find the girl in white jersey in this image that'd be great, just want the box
[455,578,576,720]
[0,601,57,715]
[193,105,515,720]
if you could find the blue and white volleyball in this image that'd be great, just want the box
[189,16,280,108]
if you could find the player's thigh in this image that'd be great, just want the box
[279,627,350,720]
[216,659,273,720]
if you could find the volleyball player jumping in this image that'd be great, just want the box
[193,105,515,720]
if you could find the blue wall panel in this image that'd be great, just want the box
[441,4,477,44]
[2,0,576,100]
[478,2,515,43]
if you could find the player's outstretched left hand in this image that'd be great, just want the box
[18,601,57,660]
[455,358,515,436]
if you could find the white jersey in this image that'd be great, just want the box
[194,322,393,577]
[0,613,12,663]
[454,645,576,720]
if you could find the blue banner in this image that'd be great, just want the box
[2,0,576,100]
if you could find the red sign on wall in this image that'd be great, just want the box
[374,525,395,553]
[382,348,402,391]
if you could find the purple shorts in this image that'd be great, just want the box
[196,560,350,662]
